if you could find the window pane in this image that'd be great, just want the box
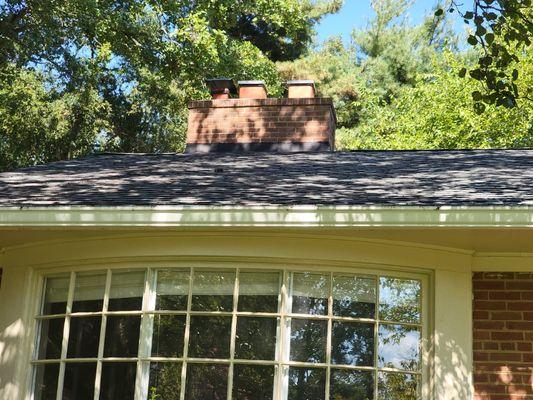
[72,272,106,313]
[330,369,374,400]
[100,362,136,400]
[191,270,235,311]
[104,316,141,357]
[42,276,69,315]
[235,317,277,360]
[332,321,374,366]
[67,316,101,358]
[37,318,64,359]
[233,364,275,400]
[33,363,59,400]
[108,270,145,311]
[288,367,325,400]
[188,316,231,358]
[289,318,327,363]
[148,362,182,399]
[185,363,228,400]
[151,315,186,357]
[238,271,280,313]
[379,278,420,323]
[333,275,376,318]
[378,324,420,371]
[63,363,96,400]
[292,273,329,315]
[156,269,189,311]
[378,372,419,400]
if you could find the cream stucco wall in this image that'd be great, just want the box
[0,229,528,400]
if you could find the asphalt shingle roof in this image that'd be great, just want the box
[0,150,532,207]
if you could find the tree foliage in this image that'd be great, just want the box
[0,0,338,171]
[437,0,533,110]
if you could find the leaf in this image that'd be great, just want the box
[472,91,483,101]
[434,8,444,16]
[458,68,467,78]
[464,11,474,19]
[467,35,478,46]
[485,33,495,44]
[512,69,519,80]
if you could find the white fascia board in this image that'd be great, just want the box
[0,205,532,228]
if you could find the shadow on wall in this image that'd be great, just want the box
[430,332,473,399]
[0,318,25,399]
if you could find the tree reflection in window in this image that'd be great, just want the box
[34,269,424,400]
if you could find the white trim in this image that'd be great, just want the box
[0,205,532,228]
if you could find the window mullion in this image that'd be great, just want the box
[279,269,291,400]
[93,269,112,400]
[325,271,333,400]
[135,268,155,400]
[55,271,75,400]
[180,267,194,400]
[374,276,380,400]
[227,268,240,400]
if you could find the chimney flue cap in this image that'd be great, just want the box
[286,80,315,98]
[205,78,237,98]
[238,80,267,99]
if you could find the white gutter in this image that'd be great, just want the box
[0,206,532,228]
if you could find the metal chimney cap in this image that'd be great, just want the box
[237,80,266,87]
[286,80,315,87]
[205,78,237,94]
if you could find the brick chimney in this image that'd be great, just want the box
[186,79,336,153]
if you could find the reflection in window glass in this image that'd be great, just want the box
[379,278,421,323]
[290,319,327,363]
[151,315,186,358]
[292,273,329,315]
[72,272,106,313]
[191,270,235,311]
[34,268,424,400]
[331,321,374,366]
[104,316,141,357]
[333,275,376,318]
[37,318,64,359]
[233,364,275,400]
[330,369,374,400]
[188,316,231,359]
[378,372,419,400]
[156,269,189,311]
[100,362,136,400]
[185,363,228,400]
[235,317,277,360]
[378,324,420,371]
[148,362,182,400]
[108,270,145,311]
[63,363,96,400]
[288,367,326,400]
[67,316,101,358]
[42,276,69,315]
[239,271,280,312]
[34,363,59,400]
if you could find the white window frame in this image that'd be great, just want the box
[29,262,431,400]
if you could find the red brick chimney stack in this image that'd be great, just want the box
[186,78,335,153]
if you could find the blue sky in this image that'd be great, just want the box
[315,0,465,45]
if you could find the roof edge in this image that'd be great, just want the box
[0,205,532,228]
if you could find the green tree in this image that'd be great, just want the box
[0,0,339,171]
[437,0,533,110]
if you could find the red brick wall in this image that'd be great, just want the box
[473,272,533,400]
[187,98,335,150]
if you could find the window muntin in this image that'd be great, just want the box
[32,267,424,400]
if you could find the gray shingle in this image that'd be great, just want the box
[0,150,532,207]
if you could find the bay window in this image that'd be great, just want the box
[32,266,425,400]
